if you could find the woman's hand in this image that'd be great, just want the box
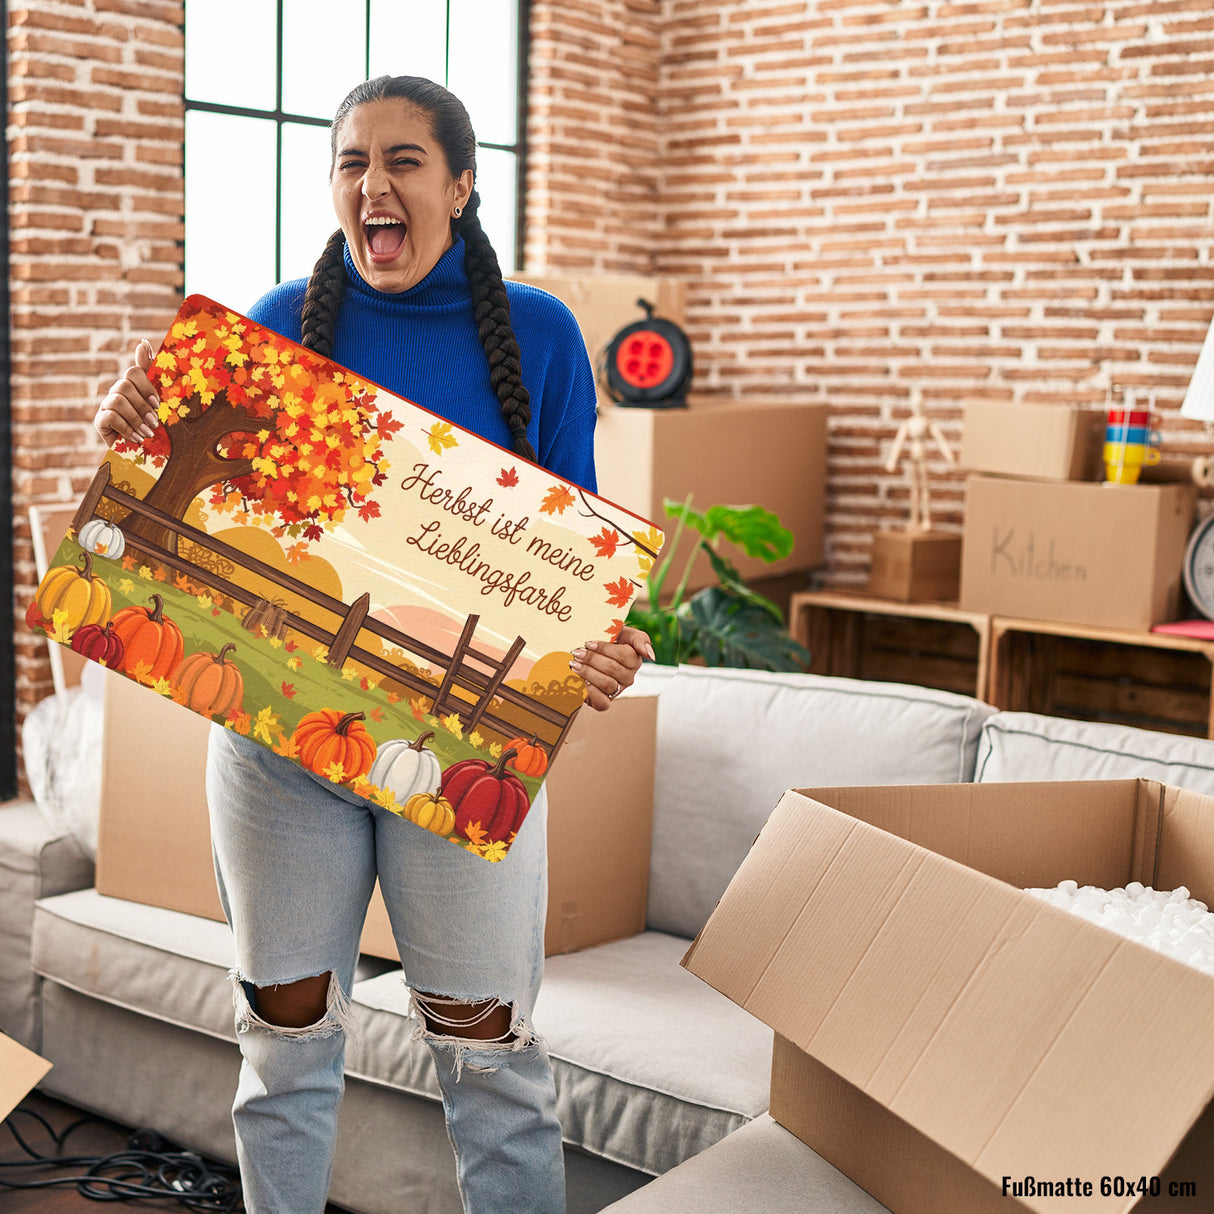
[570,626,655,712]
[94,339,160,448]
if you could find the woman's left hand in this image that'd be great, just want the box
[570,626,655,712]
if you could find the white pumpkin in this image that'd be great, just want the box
[79,517,126,561]
[368,731,441,802]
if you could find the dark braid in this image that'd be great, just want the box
[299,228,347,359]
[456,192,536,462]
[303,75,537,461]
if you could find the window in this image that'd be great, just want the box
[183,0,526,311]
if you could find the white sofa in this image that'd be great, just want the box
[10,663,1214,1212]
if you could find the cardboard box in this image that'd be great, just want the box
[95,673,657,958]
[960,401,1105,482]
[509,273,686,411]
[684,780,1214,1214]
[594,398,827,596]
[867,530,961,602]
[0,1033,52,1120]
[959,474,1196,630]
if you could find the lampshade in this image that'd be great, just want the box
[1181,314,1214,421]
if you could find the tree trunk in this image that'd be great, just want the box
[123,390,257,556]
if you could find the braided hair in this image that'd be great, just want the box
[299,75,537,463]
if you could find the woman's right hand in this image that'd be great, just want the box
[94,339,160,448]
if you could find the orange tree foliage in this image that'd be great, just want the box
[114,299,401,551]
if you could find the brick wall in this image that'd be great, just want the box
[529,0,1214,585]
[8,0,184,750]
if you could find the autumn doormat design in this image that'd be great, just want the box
[29,295,663,861]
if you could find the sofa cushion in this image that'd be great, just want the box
[32,888,239,1042]
[976,712,1214,793]
[0,804,94,1050]
[599,1113,892,1213]
[647,666,996,939]
[349,931,773,1178]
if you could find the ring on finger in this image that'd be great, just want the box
[608,679,622,699]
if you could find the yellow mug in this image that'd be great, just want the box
[1103,440,1161,485]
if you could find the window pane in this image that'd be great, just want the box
[282,0,366,121]
[185,111,278,311]
[184,0,277,110]
[369,0,447,82]
[281,122,339,285]
[448,0,518,146]
[474,146,517,272]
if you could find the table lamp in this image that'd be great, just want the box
[1179,317,1214,487]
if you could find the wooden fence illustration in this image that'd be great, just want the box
[74,464,582,757]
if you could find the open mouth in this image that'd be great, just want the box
[364,215,407,261]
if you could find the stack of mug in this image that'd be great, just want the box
[1104,400,1160,484]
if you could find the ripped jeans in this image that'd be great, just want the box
[207,726,564,1214]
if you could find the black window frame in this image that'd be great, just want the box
[182,0,530,288]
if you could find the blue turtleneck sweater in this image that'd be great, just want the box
[245,237,598,491]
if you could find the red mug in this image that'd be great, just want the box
[1107,408,1156,427]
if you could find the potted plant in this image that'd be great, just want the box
[626,495,811,671]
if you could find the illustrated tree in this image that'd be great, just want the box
[114,299,400,556]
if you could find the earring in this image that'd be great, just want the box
[453,206,463,218]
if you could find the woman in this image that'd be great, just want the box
[94,75,653,1214]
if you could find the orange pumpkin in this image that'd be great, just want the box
[110,593,185,682]
[292,709,377,783]
[505,734,549,778]
[172,642,244,718]
[35,550,112,632]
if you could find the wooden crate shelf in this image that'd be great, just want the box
[789,590,991,700]
[989,618,1214,739]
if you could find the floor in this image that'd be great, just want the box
[0,1090,241,1211]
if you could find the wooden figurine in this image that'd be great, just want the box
[885,395,956,532]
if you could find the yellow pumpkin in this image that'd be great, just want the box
[35,551,112,632]
[403,791,456,837]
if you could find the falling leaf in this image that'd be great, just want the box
[151,677,174,697]
[360,676,372,691]
[340,666,357,682]
[285,638,298,653]
[312,644,329,663]
[287,656,302,672]
[604,576,635,609]
[606,618,625,641]
[370,706,385,723]
[371,786,402,816]
[281,681,297,699]
[489,742,502,759]
[226,707,252,735]
[479,840,508,863]
[51,609,73,645]
[589,527,621,558]
[196,592,213,609]
[497,467,519,487]
[285,542,309,565]
[119,578,136,595]
[441,712,464,740]
[174,573,192,591]
[272,731,299,759]
[631,526,663,576]
[152,567,166,582]
[131,660,155,685]
[540,483,576,515]
[426,421,458,454]
[386,691,401,705]
[464,822,488,847]
[252,706,280,744]
[469,730,485,750]
[323,760,347,784]
[409,698,426,721]
[269,636,283,649]
[350,775,375,800]
[121,554,137,572]
[139,564,153,581]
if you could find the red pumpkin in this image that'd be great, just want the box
[292,709,377,783]
[70,621,125,668]
[111,593,185,682]
[505,734,549,778]
[441,749,529,843]
[172,642,244,718]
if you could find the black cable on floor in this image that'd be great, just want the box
[0,1105,242,1211]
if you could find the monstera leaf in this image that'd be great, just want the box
[680,589,812,671]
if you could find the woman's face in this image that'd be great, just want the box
[331,99,473,294]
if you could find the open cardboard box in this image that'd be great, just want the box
[95,671,657,959]
[683,780,1214,1213]
[960,401,1105,482]
[0,1033,52,1120]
